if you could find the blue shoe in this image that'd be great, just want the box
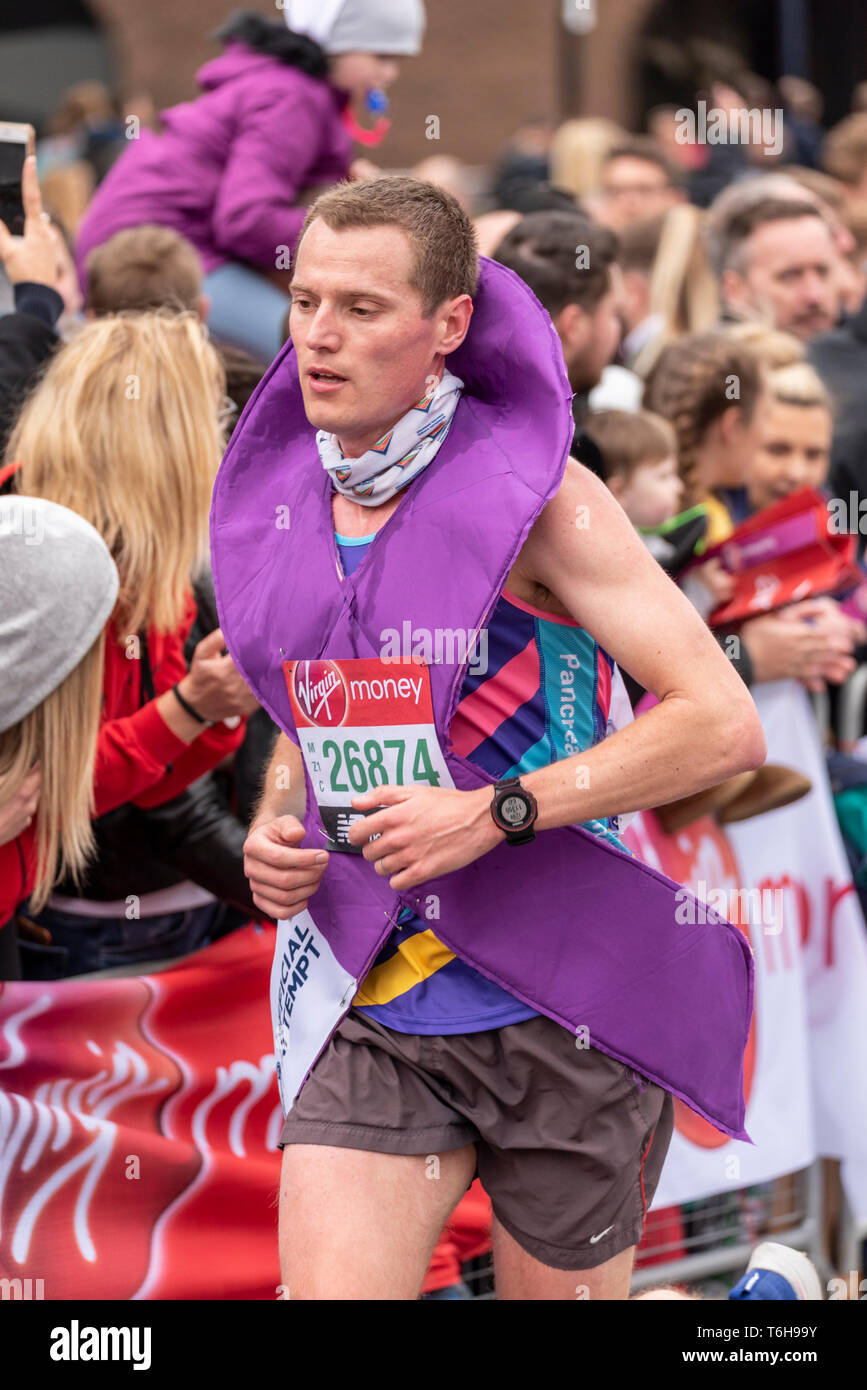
[729,1242,822,1300]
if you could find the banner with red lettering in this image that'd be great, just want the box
[632,679,867,1210]
[0,924,490,1299]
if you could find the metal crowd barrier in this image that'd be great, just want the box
[459,667,867,1299]
[818,666,867,1294]
[836,662,867,749]
[453,1165,830,1298]
[629,1164,829,1294]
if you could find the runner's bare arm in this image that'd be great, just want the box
[250,732,306,828]
[244,733,329,921]
[349,460,765,890]
[512,459,766,830]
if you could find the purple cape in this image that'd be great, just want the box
[211,257,755,1141]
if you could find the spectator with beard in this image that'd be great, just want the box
[493,211,625,468]
[716,197,841,342]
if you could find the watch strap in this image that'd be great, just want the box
[491,776,538,844]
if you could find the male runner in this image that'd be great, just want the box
[232,177,765,1299]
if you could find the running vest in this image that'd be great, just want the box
[340,527,630,1033]
[211,256,755,1141]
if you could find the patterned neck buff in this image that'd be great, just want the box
[315,367,464,506]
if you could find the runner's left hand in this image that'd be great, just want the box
[348,784,503,889]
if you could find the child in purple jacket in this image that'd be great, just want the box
[75,2,426,361]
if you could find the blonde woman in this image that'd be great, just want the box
[620,205,720,379]
[645,333,861,692]
[0,498,118,978]
[747,361,835,510]
[725,320,805,372]
[549,117,625,212]
[6,312,255,972]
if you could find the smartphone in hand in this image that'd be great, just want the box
[0,122,35,238]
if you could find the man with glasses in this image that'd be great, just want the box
[596,138,685,232]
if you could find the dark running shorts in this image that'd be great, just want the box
[279,1007,674,1270]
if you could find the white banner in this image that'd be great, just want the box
[626,680,867,1210]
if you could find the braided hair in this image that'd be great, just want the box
[643,331,763,507]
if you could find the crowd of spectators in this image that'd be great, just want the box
[2,8,867,1099]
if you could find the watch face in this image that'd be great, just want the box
[500,793,529,826]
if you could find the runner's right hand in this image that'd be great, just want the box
[243,816,329,921]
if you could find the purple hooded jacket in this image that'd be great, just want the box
[211,256,756,1142]
[74,44,352,293]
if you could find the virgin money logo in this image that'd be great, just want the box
[292,660,348,727]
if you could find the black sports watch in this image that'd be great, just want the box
[490,777,538,845]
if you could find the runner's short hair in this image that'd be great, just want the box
[85,225,203,315]
[493,211,619,317]
[300,176,479,316]
[581,409,677,483]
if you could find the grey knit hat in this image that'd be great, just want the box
[284,0,426,56]
[0,497,119,732]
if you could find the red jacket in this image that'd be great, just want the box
[0,593,246,927]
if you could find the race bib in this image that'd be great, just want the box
[270,909,357,1113]
[283,657,455,852]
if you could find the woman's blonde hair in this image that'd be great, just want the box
[648,205,719,343]
[549,117,626,199]
[724,320,805,370]
[0,634,104,911]
[9,311,225,635]
[767,360,832,412]
[622,205,721,377]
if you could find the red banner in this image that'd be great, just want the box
[0,924,489,1299]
